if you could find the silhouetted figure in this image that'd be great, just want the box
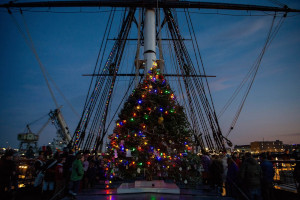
[25,146,35,159]
[239,152,262,200]
[232,152,242,168]
[54,155,66,199]
[209,155,224,193]
[226,157,239,198]
[63,149,75,196]
[69,153,84,197]
[260,153,274,200]
[201,150,211,185]
[34,151,45,175]
[86,161,97,188]
[42,155,57,199]
[0,149,16,199]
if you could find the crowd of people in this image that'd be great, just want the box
[199,151,300,200]
[0,147,106,200]
[0,147,299,200]
[32,147,106,199]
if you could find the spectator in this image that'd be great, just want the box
[0,149,17,199]
[69,153,84,196]
[25,146,35,159]
[226,157,239,198]
[34,151,45,176]
[260,153,274,200]
[239,152,262,200]
[64,149,75,195]
[82,155,89,189]
[220,153,228,192]
[86,161,97,188]
[201,150,211,185]
[54,155,66,198]
[42,155,57,199]
[209,155,224,193]
[232,152,241,168]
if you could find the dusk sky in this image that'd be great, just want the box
[0,0,299,149]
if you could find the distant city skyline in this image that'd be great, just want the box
[0,0,299,149]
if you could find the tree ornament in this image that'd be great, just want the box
[158,116,164,124]
[179,167,182,171]
[126,149,132,157]
[114,149,118,158]
[184,180,188,184]
[137,168,141,174]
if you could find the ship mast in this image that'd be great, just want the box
[144,8,156,74]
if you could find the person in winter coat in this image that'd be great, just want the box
[69,153,84,196]
[86,161,97,188]
[239,152,262,200]
[201,150,211,185]
[54,155,66,198]
[209,155,224,193]
[63,149,75,195]
[260,153,274,200]
[34,151,45,175]
[232,152,242,168]
[42,155,57,199]
[226,157,239,198]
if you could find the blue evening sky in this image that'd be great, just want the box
[0,0,299,149]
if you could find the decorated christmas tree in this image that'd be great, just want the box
[103,61,201,187]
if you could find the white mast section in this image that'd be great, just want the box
[144,8,156,74]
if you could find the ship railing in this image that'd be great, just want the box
[270,160,298,193]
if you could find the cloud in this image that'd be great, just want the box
[210,77,233,91]
[277,132,300,137]
[222,18,268,40]
[195,16,271,51]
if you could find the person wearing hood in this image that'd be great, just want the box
[69,153,84,196]
[239,152,262,200]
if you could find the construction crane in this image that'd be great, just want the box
[18,108,72,154]
[17,117,51,153]
[49,108,72,144]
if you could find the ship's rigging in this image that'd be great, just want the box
[1,1,299,152]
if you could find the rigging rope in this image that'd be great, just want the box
[185,9,224,148]
[8,10,59,108]
[225,14,286,138]
[82,8,115,113]
[75,8,137,150]
[9,9,80,118]
[164,8,224,151]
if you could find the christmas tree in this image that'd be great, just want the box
[103,61,201,187]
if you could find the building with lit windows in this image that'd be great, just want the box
[251,140,284,153]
